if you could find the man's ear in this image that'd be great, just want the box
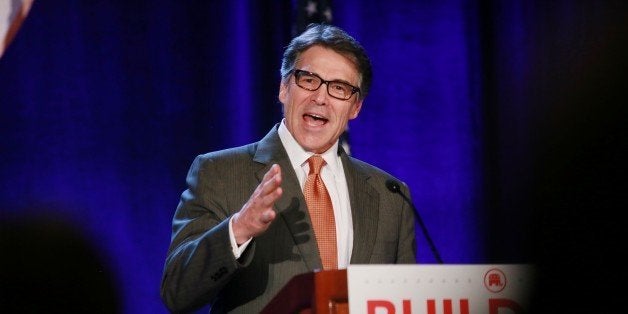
[349,99,363,120]
[278,81,288,104]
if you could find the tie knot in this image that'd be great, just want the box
[307,155,326,175]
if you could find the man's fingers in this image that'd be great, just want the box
[262,164,281,182]
[260,165,282,198]
[254,165,283,222]
[260,210,275,224]
[259,182,282,209]
[235,164,282,236]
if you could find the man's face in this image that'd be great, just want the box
[279,45,363,154]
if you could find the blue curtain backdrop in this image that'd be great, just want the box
[1,1,626,313]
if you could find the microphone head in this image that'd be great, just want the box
[385,179,401,193]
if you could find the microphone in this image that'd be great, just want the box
[386,179,443,264]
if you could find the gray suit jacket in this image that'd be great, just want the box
[161,124,416,313]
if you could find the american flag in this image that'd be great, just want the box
[0,0,33,58]
[294,0,333,35]
[294,0,351,155]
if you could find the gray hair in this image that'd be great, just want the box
[280,23,373,100]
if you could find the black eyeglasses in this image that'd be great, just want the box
[292,69,361,100]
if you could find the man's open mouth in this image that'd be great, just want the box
[304,113,328,126]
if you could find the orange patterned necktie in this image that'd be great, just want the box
[304,155,338,270]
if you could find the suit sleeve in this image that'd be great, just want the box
[160,155,255,313]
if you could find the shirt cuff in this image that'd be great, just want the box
[229,216,252,259]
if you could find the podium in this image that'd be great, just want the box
[261,269,348,314]
[261,265,534,314]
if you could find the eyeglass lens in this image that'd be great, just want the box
[294,70,357,100]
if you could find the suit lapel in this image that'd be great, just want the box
[253,125,322,271]
[342,154,379,264]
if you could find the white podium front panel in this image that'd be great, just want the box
[347,264,534,314]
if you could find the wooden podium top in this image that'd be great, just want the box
[261,269,348,314]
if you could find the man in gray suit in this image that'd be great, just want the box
[160,23,417,313]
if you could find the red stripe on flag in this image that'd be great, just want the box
[1,0,34,58]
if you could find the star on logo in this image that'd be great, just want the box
[305,1,318,17]
[323,7,332,21]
